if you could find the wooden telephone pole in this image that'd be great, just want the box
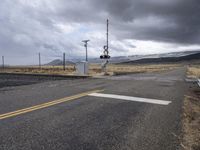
[2,56,4,69]
[63,53,66,71]
[39,53,41,69]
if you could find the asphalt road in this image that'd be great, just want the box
[0,67,188,150]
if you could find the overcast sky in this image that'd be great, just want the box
[0,0,200,65]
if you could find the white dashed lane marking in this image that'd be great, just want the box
[88,93,172,105]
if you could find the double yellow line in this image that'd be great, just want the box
[0,89,103,120]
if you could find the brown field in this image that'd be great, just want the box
[100,63,180,75]
[0,65,76,75]
[0,63,180,76]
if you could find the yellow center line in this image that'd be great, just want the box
[0,89,104,120]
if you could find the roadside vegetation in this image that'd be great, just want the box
[182,65,200,150]
[0,63,180,76]
[187,65,200,78]
[0,65,76,75]
[182,93,200,150]
[104,63,179,75]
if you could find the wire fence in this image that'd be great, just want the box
[0,53,103,75]
[1,52,75,66]
[0,53,78,74]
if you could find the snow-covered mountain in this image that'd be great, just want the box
[89,50,200,64]
[47,50,200,65]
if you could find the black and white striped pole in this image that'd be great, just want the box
[100,19,110,74]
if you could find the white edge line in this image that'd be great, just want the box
[198,79,200,87]
[88,93,171,105]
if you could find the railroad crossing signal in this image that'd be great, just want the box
[100,19,111,60]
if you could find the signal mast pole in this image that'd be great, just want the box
[106,19,109,52]
[100,19,110,74]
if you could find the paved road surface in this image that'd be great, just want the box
[0,67,188,150]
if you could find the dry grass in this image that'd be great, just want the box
[0,63,180,76]
[0,65,76,75]
[187,65,200,78]
[183,65,200,150]
[89,63,180,76]
[182,65,200,150]
[182,93,200,150]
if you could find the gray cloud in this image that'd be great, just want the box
[0,0,200,64]
[99,0,200,44]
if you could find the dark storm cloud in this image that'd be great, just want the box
[25,0,200,44]
[90,0,200,44]
[0,0,200,64]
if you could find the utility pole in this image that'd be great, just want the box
[82,40,90,61]
[2,56,4,69]
[63,52,66,71]
[39,53,41,69]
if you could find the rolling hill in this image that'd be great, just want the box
[45,59,75,66]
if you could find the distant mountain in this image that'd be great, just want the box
[120,51,200,64]
[88,50,200,64]
[46,59,75,66]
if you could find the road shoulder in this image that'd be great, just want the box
[182,84,200,150]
